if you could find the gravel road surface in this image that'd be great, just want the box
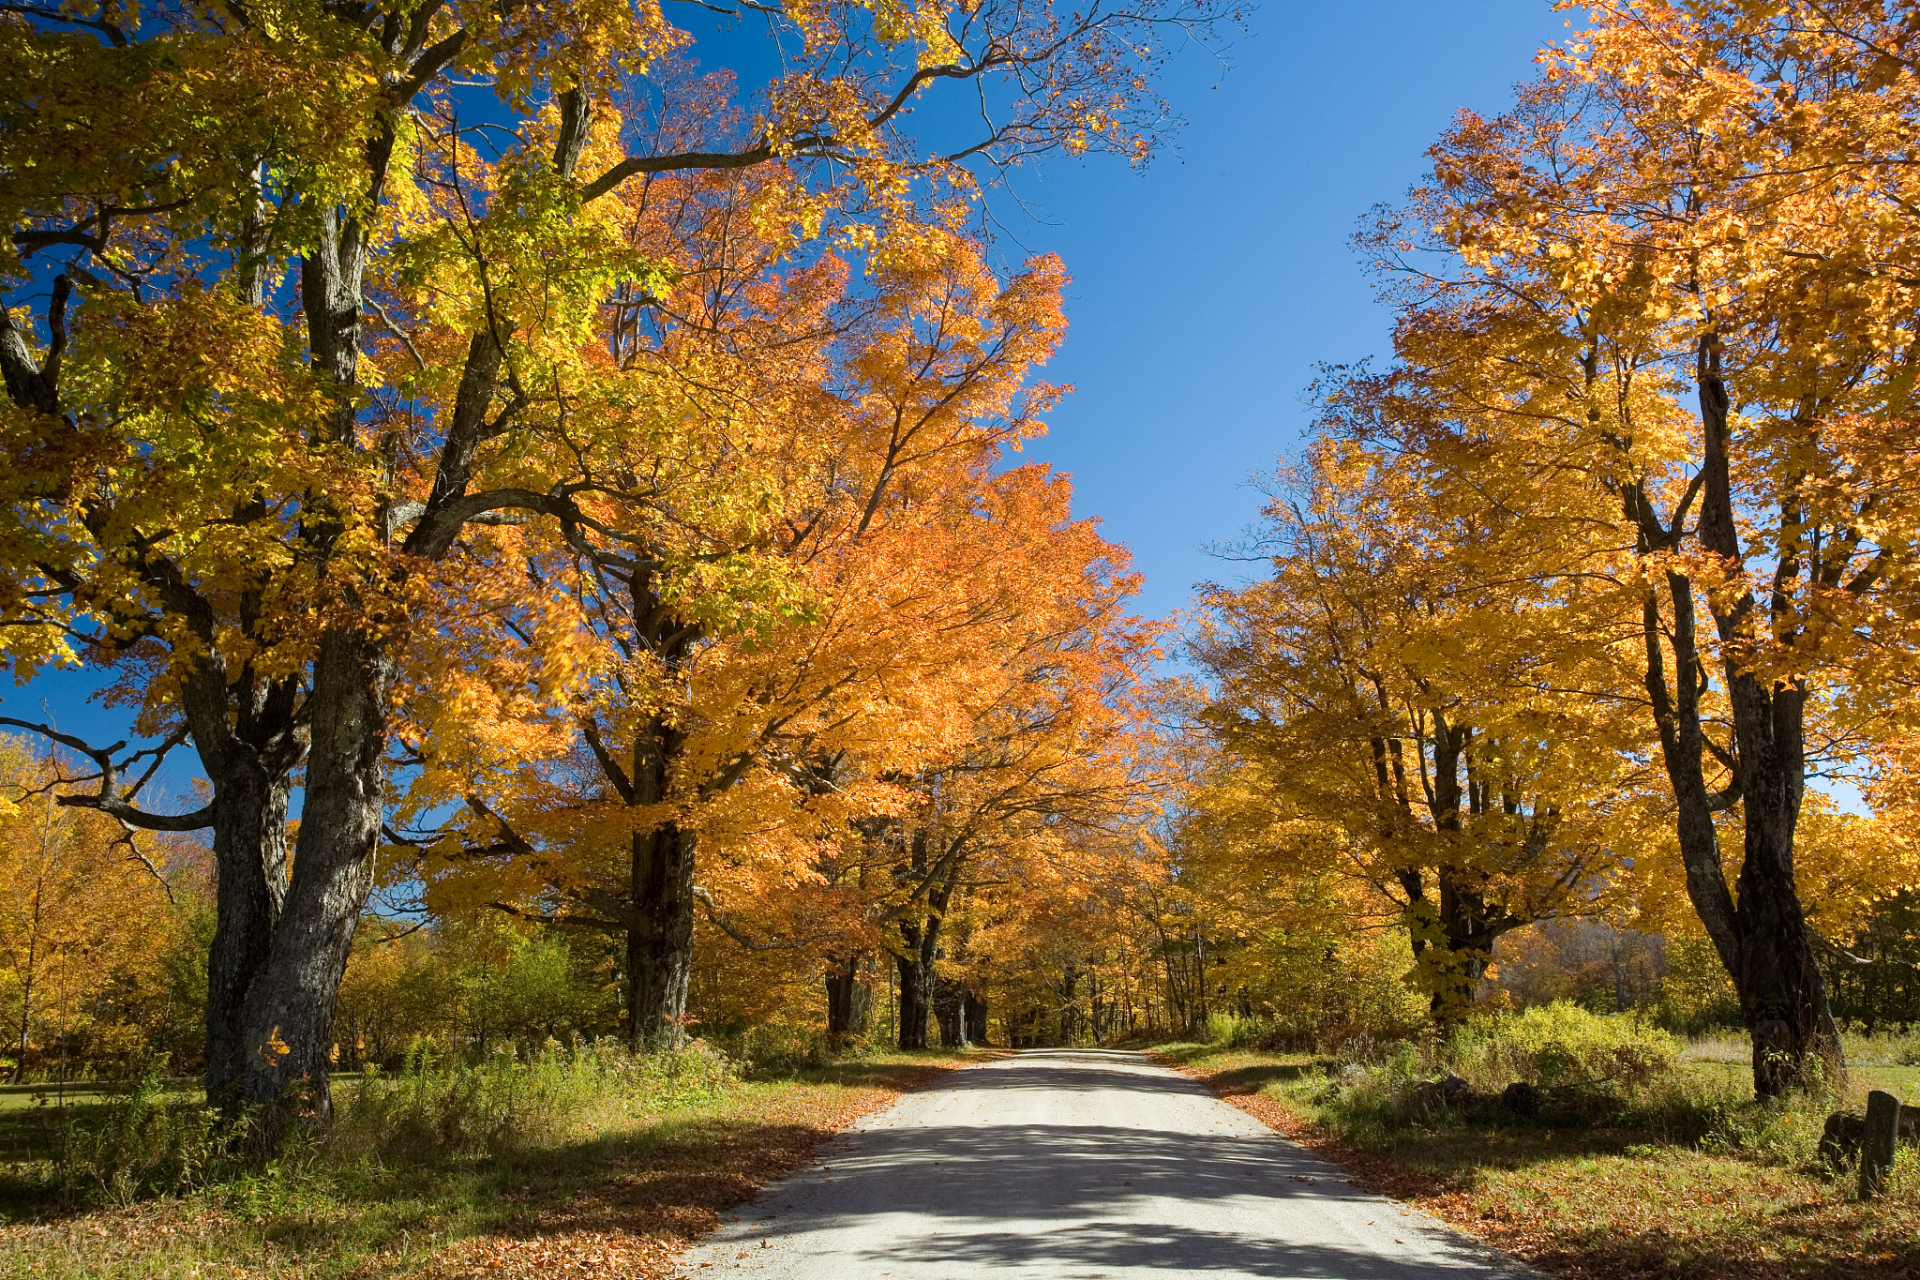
[676,1048,1533,1279]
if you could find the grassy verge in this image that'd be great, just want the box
[1155,1038,1920,1280]
[0,1049,977,1280]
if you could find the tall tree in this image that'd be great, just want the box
[1192,442,1651,1022]
[397,219,1075,1046]
[1334,0,1920,1091]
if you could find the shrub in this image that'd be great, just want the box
[1453,1003,1679,1094]
[331,1036,732,1161]
[730,1023,833,1075]
[53,1060,222,1203]
[1202,1011,1242,1045]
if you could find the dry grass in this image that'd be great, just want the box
[0,1051,977,1280]
[1157,1039,1920,1280]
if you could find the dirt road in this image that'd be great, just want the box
[677,1048,1531,1279]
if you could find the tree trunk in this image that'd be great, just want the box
[1630,339,1844,1097]
[894,920,938,1051]
[202,754,291,1108]
[1732,796,1840,1094]
[236,630,388,1145]
[173,657,304,1114]
[626,822,696,1049]
[14,958,31,1083]
[824,952,874,1045]
[963,987,987,1047]
[934,975,968,1048]
[891,832,952,1052]
[1427,867,1513,1022]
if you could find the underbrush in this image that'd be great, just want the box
[3,1046,971,1280]
[1167,1008,1920,1280]
[330,1036,734,1161]
[722,1023,838,1076]
[1180,1003,1917,1172]
[5,1037,737,1210]
[46,1063,225,1204]
[1159,1013,1920,1280]
[1201,1009,1412,1064]
[1274,1007,1842,1166]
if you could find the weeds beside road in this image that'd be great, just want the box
[0,1044,976,1280]
[1158,1019,1920,1280]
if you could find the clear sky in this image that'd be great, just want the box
[1004,0,1570,623]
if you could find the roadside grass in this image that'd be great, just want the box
[1158,1034,1920,1280]
[0,1048,976,1280]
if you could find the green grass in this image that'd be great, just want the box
[1678,1031,1920,1104]
[0,1048,976,1280]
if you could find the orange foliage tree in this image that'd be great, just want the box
[1190,440,1656,1026]
[0,739,205,1078]
[1282,0,1920,1091]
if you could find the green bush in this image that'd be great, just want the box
[1202,1011,1244,1045]
[54,1061,223,1203]
[1453,1003,1679,1093]
[331,1036,732,1161]
[730,1023,833,1075]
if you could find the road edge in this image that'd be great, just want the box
[1144,1048,1555,1280]
[656,1049,1003,1279]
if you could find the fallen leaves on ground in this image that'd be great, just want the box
[1154,1049,1920,1280]
[0,1056,971,1280]
[426,1060,971,1280]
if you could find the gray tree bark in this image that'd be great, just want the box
[1627,337,1843,1097]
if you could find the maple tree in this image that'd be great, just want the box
[1190,439,1655,1024]
[409,444,1165,1051]
[390,202,1081,1046]
[0,0,1228,1141]
[1276,0,1920,1092]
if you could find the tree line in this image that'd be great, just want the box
[1185,0,1920,1099]
[0,0,1233,1148]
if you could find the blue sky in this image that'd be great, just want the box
[1004,0,1569,623]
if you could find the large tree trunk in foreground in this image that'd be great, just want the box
[177,661,304,1113]
[1644,570,1839,1095]
[1633,339,1843,1098]
[237,630,388,1144]
[626,821,696,1049]
[203,759,291,1107]
[623,679,698,1049]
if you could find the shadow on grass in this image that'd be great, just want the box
[1521,1234,1920,1280]
[776,1052,987,1092]
[0,1050,964,1276]
[0,1099,107,1165]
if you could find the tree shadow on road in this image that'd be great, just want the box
[864,1220,1511,1279]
